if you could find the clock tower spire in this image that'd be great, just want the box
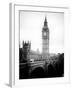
[42,16,49,59]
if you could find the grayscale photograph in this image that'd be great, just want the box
[19,11,64,79]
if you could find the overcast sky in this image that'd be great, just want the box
[20,11,64,54]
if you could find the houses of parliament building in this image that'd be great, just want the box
[19,16,64,79]
[20,16,49,62]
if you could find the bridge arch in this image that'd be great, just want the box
[47,64,56,77]
[30,67,45,78]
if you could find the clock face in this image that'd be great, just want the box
[43,32,46,36]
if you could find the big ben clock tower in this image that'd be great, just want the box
[42,16,49,59]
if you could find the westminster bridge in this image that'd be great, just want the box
[19,54,64,79]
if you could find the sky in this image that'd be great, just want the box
[20,11,64,54]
